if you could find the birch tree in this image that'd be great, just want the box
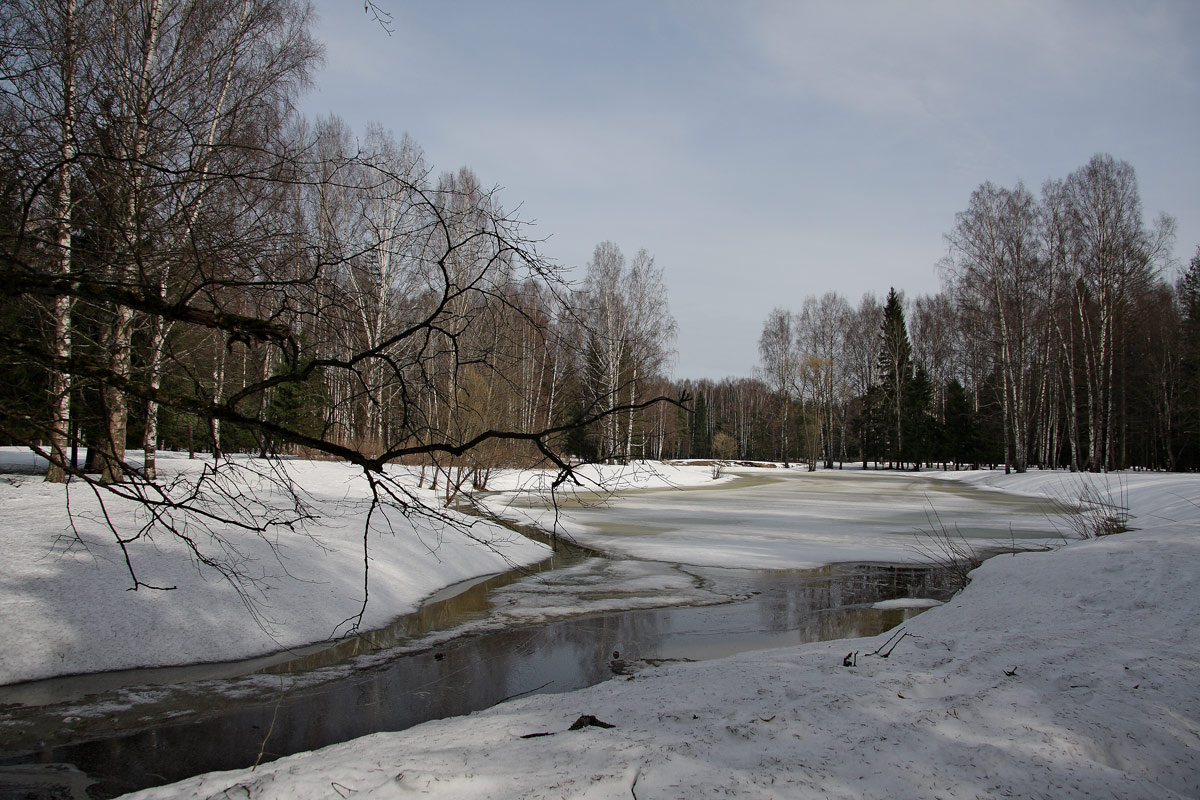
[1,0,100,481]
[582,241,629,460]
[18,0,320,482]
[1040,177,1081,469]
[347,124,426,452]
[845,293,881,467]
[944,181,1042,472]
[579,242,675,462]
[758,307,798,467]
[0,5,687,624]
[1064,154,1174,470]
[622,249,676,459]
[796,292,850,468]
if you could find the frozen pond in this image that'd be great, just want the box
[492,468,1071,568]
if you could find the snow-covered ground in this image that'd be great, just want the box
[0,454,737,688]
[109,466,1200,800]
[0,450,553,685]
[3,453,1197,797]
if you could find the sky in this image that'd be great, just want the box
[303,1,1200,380]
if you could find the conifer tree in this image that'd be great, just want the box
[904,365,936,468]
[877,288,913,467]
[942,378,978,469]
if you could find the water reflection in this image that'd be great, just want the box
[0,561,952,799]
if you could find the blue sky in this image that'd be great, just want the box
[304,1,1200,379]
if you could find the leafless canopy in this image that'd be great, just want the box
[0,0,682,626]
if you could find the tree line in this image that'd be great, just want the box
[666,155,1197,474]
[0,0,678,501]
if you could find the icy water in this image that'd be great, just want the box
[503,469,1067,568]
[0,563,953,799]
[0,470,1067,799]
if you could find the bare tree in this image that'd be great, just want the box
[1,0,101,480]
[944,181,1042,472]
[909,293,958,391]
[582,241,629,460]
[796,292,850,469]
[13,0,320,483]
[1039,177,1080,469]
[580,242,675,463]
[622,249,676,459]
[344,124,427,452]
[1063,154,1174,470]
[0,6,682,629]
[758,307,798,467]
[844,293,881,467]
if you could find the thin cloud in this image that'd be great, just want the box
[741,1,1197,120]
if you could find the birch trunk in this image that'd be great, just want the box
[45,0,77,483]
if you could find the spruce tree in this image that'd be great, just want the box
[942,378,978,469]
[903,365,935,469]
[877,288,913,468]
[265,363,329,455]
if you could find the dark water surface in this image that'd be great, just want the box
[0,552,954,799]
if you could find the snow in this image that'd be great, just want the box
[484,465,1068,570]
[871,597,943,610]
[480,459,737,494]
[0,450,550,685]
[107,465,1200,800]
[0,454,733,687]
[3,452,1198,798]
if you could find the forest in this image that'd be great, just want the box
[2,0,1197,498]
[0,0,676,501]
[672,159,1199,474]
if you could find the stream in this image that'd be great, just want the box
[0,470,1058,799]
[0,557,955,798]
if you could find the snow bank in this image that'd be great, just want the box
[119,469,1200,799]
[0,458,728,687]
[0,450,549,685]
[927,468,1200,533]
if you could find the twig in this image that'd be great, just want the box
[252,677,287,771]
[497,679,554,704]
[869,627,907,656]
[879,632,913,658]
